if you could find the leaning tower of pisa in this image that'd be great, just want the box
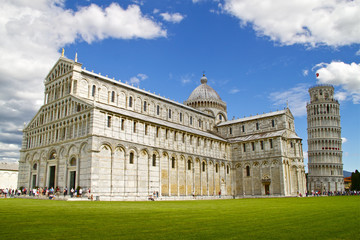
[307,85,344,193]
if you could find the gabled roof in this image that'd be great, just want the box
[24,95,94,131]
[45,56,77,81]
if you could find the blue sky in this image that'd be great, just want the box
[0,0,359,172]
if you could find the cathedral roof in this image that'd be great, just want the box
[217,109,293,126]
[186,74,222,102]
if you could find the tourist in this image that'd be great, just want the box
[64,187,68,197]
[70,188,74,197]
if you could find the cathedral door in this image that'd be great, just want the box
[70,171,76,190]
[265,184,270,195]
[48,166,56,188]
[32,174,37,188]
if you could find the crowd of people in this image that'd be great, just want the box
[305,190,359,196]
[0,186,91,200]
[1,188,359,199]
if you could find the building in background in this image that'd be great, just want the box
[18,53,306,200]
[307,85,344,192]
[0,162,18,189]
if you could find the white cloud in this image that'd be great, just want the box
[0,1,167,162]
[314,61,360,103]
[334,91,348,102]
[229,88,240,94]
[160,12,185,23]
[269,83,309,117]
[342,137,348,143]
[356,49,360,56]
[180,74,195,85]
[181,78,191,84]
[223,0,360,47]
[129,73,148,86]
[303,69,309,76]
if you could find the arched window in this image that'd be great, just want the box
[246,166,250,176]
[153,154,156,167]
[70,158,76,166]
[215,164,218,173]
[33,163,37,170]
[227,165,229,174]
[129,152,134,164]
[190,116,193,125]
[49,151,56,160]
[168,109,172,119]
[157,105,160,115]
[129,96,133,107]
[187,160,191,170]
[92,85,96,97]
[111,91,115,102]
[171,157,175,169]
[202,162,206,172]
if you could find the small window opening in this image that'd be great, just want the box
[152,154,156,167]
[129,96,133,107]
[171,157,175,169]
[121,119,125,130]
[107,116,111,128]
[129,152,134,164]
[246,166,250,176]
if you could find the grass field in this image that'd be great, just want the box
[0,196,359,239]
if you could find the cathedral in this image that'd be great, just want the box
[18,53,306,200]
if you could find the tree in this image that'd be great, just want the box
[350,170,360,191]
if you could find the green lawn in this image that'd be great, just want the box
[0,196,359,239]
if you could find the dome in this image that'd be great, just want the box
[184,74,227,120]
[186,74,222,102]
